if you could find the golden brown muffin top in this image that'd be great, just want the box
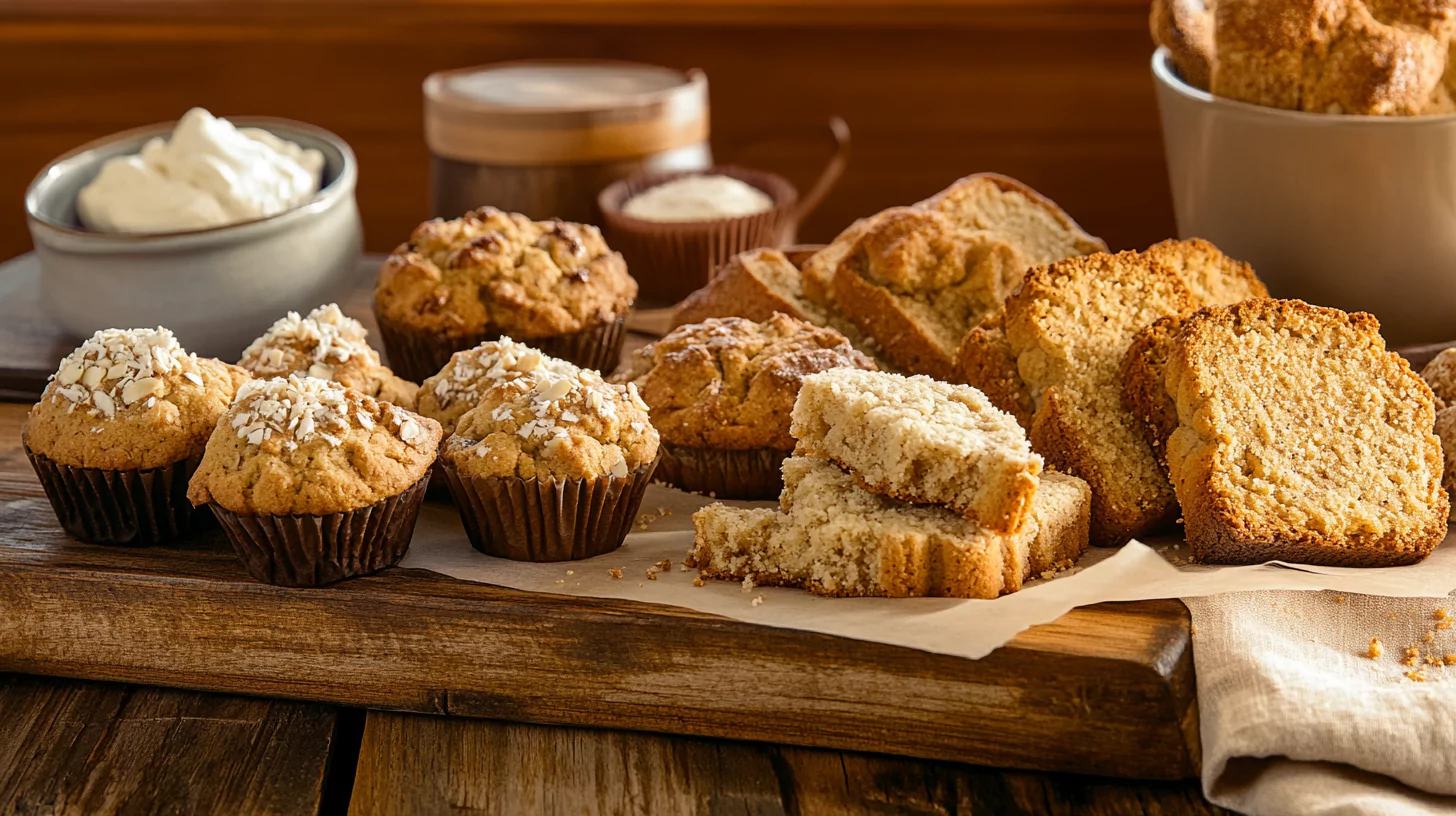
[615,314,878,451]
[417,338,580,434]
[24,327,249,470]
[444,368,658,482]
[186,375,441,516]
[374,207,637,339]
[239,303,418,408]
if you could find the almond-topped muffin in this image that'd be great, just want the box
[23,327,249,545]
[373,207,637,380]
[188,375,441,586]
[417,338,580,434]
[439,368,659,561]
[238,303,418,408]
[614,313,876,499]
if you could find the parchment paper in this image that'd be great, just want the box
[399,485,1456,660]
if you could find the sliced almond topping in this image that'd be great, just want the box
[121,376,162,405]
[81,366,105,388]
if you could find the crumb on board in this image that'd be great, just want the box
[1335,595,1346,604]
[741,575,756,592]
[1367,638,1383,660]
[638,582,644,588]
[692,576,705,588]
[1446,654,1456,666]
[1437,608,1451,621]
[609,568,623,580]
[554,579,564,585]
[1403,645,1420,667]
[655,559,672,572]
[1406,670,1428,682]
[566,569,574,575]
[751,594,764,607]
[645,569,658,581]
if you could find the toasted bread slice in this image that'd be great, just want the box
[689,457,1091,598]
[790,369,1043,534]
[1165,299,1448,565]
[1003,250,1198,545]
[918,173,1107,266]
[833,208,1022,379]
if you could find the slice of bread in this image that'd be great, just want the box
[673,248,824,328]
[918,173,1108,266]
[953,311,1034,428]
[1122,239,1271,470]
[801,214,883,306]
[790,369,1042,534]
[1165,299,1448,566]
[832,208,1024,379]
[689,456,1091,598]
[1003,250,1199,546]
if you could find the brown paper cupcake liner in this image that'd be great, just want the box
[375,312,629,382]
[599,167,800,304]
[426,438,453,502]
[442,458,658,561]
[25,447,203,546]
[210,476,429,587]
[656,443,788,501]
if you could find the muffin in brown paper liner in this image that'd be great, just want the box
[25,447,204,546]
[209,475,429,587]
[655,442,787,501]
[375,312,628,383]
[441,458,658,562]
[598,167,800,304]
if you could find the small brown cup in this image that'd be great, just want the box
[599,167,800,305]
[26,447,204,546]
[655,443,787,501]
[441,458,658,561]
[210,476,429,587]
[374,312,628,383]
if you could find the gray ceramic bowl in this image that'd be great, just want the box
[26,117,363,360]
[1153,47,1456,346]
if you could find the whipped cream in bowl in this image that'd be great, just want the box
[76,108,325,235]
[26,112,362,359]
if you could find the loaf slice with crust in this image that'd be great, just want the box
[954,312,1035,428]
[918,173,1108,266]
[673,248,823,328]
[1004,250,1198,546]
[688,457,1090,598]
[1165,299,1448,565]
[832,208,1024,379]
[789,369,1043,534]
[1121,239,1270,467]
[801,214,883,307]
[1422,348,1456,519]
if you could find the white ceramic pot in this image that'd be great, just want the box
[26,117,364,360]
[1152,47,1456,346]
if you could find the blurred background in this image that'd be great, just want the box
[0,0,1168,259]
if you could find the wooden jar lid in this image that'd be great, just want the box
[425,61,710,166]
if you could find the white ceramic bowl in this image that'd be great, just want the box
[1153,47,1456,346]
[26,117,363,360]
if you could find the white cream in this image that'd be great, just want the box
[76,108,325,233]
[622,174,774,222]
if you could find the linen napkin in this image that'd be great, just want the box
[1184,590,1456,815]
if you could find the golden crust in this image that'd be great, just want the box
[917,172,1108,265]
[1121,315,1186,473]
[800,214,883,306]
[1211,0,1454,115]
[1142,238,1269,305]
[619,314,876,451]
[1164,299,1448,566]
[374,207,636,339]
[1152,0,1216,89]
[953,312,1035,429]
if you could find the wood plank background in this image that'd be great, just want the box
[0,0,1173,261]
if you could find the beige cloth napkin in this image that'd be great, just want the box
[1184,590,1456,815]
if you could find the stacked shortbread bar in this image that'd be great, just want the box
[689,369,1091,598]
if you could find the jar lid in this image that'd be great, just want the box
[425,60,710,166]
